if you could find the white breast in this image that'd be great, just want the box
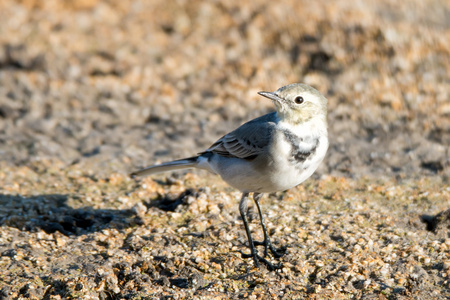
[266,122,328,192]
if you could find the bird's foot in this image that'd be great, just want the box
[253,239,287,258]
[240,251,283,271]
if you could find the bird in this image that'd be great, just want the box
[130,83,329,270]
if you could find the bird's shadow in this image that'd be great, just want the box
[144,188,198,212]
[0,193,143,236]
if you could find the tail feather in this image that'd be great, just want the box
[130,156,199,178]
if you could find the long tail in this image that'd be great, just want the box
[130,156,199,178]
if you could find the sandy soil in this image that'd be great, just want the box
[0,0,449,298]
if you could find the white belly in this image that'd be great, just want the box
[205,135,328,193]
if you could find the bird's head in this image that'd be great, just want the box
[258,83,328,125]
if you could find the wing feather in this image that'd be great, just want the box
[200,112,278,160]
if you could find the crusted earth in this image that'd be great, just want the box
[0,0,449,299]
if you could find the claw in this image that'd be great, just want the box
[240,250,283,271]
[253,240,287,258]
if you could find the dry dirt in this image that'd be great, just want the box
[0,0,449,299]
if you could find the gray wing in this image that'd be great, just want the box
[200,112,277,160]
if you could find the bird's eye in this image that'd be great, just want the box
[294,96,304,104]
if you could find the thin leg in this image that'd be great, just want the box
[239,192,259,267]
[253,193,286,258]
[239,193,282,270]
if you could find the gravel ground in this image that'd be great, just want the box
[0,0,449,298]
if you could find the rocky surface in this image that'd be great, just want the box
[0,0,449,298]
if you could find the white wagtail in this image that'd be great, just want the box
[131,83,328,269]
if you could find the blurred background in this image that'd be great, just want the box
[0,0,448,179]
